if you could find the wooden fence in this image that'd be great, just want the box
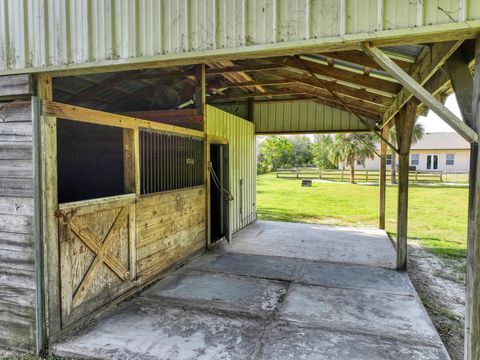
[276,168,469,183]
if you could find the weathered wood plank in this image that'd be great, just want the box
[0,177,33,197]
[138,224,206,276]
[0,159,32,178]
[0,142,32,160]
[0,125,32,142]
[0,101,32,122]
[0,214,33,234]
[0,196,34,216]
[0,231,34,254]
[0,75,32,98]
[136,187,206,281]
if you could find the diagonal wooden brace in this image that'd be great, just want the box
[363,42,478,144]
[71,206,130,307]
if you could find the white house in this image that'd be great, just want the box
[345,132,470,172]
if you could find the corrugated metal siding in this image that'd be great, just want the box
[213,103,249,121]
[253,100,370,133]
[0,0,479,73]
[206,105,256,234]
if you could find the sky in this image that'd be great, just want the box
[417,94,458,133]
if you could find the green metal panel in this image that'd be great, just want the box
[206,105,256,234]
[0,0,479,74]
[252,100,371,134]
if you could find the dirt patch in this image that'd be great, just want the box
[408,241,465,360]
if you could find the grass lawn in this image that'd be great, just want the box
[257,173,468,260]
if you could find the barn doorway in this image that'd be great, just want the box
[210,143,230,244]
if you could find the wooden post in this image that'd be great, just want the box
[395,100,418,271]
[37,73,62,337]
[446,44,478,360]
[196,65,210,246]
[378,126,389,229]
[466,36,480,360]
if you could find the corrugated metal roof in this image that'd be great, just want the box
[0,0,479,74]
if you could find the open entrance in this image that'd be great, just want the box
[209,143,229,244]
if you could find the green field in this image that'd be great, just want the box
[257,173,468,260]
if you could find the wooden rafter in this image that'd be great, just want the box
[320,50,412,72]
[364,42,478,143]
[277,57,401,95]
[378,40,464,126]
[207,90,307,101]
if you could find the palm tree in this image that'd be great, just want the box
[388,121,425,184]
[328,134,377,184]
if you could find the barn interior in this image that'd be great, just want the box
[1,33,479,358]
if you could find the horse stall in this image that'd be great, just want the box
[0,68,256,352]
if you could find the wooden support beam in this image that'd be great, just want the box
[394,100,418,271]
[195,64,206,117]
[378,124,390,230]
[380,41,463,126]
[42,101,204,138]
[0,74,32,99]
[364,42,478,143]
[37,73,61,338]
[466,35,480,360]
[446,49,474,124]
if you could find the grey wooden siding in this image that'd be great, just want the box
[0,100,36,351]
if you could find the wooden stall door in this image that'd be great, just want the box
[58,195,136,327]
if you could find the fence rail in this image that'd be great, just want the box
[276,168,469,183]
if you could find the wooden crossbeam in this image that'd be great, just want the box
[364,42,478,143]
[42,100,204,138]
[71,206,130,307]
[379,40,463,125]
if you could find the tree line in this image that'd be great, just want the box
[257,122,424,184]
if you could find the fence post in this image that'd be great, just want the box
[296,168,299,179]
[440,172,443,182]
[366,170,369,182]
[341,169,344,182]
[319,169,322,179]
[276,170,279,178]
[415,171,418,181]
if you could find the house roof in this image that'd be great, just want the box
[411,132,470,150]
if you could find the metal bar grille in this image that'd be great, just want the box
[140,129,204,194]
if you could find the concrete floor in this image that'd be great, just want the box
[52,220,450,360]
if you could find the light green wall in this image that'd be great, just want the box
[206,105,256,234]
